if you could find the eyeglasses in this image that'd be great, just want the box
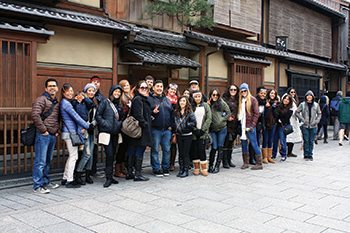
[140,86,148,90]
[230,88,237,91]
[47,85,57,88]
[241,90,247,93]
[212,94,219,97]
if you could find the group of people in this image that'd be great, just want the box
[31,75,346,194]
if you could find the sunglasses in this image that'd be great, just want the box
[212,94,219,97]
[140,86,148,90]
[230,88,237,91]
[290,91,296,94]
[241,90,247,93]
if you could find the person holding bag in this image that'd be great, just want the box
[272,95,294,162]
[95,85,123,187]
[264,89,279,163]
[126,81,152,181]
[60,83,89,188]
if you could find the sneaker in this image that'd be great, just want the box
[163,169,170,176]
[344,135,349,141]
[93,172,105,178]
[309,157,313,161]
[45,182,59,189]
[304,156,309,161]
[34,186,50,194]
[339,141,344,146]
[280,157,287,162]
[153,170,163,177]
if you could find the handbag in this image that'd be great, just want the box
[21,101,57,146]
[121,97,143,138]
[62,120,84,147]
[205,133,213,149]
[282,124,294,135]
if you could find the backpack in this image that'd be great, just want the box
[329,99,340,116]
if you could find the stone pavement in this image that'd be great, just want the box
[1,139,350,233]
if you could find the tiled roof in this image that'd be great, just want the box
[124,47,201,69]
[0,20,54,35]
[226,53,272,65]
[135,28,199,51]
[0,1,131,32]
[185,31,346,70]
[300,0,345,18]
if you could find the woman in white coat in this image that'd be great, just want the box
[285,88,302,157]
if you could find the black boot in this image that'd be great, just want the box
[134,156,149,181]
[126,155,135,180]
[104,166,118,188]
[227,149,236,167]
[177,156,184,177]
[85,170,94,184]
[249,143,256,165]
[208,149,216,173]
[222,150,230,169]
[75,172,86,185]
[179,156,189,178]
[213,147,223,173]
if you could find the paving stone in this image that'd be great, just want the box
[321,228,350,233]
[296,204,349,220]
[181,219,240,233]
[137,219,194,233]
[259,205,315,221]
[40,222,93,233]
[89,221,146,233]
[306,215,350,232]
[100,208,155,226]
[11,209,65,228]
[3,222,43,233]
[42,203,79,215]
[267,216,327,232]
[69,198,114,214]
[226,218,285,233]
[55,209,109,227]
[110,199,159,213]
[145,208,196,225]
[181,208,238,225]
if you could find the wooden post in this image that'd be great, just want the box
[31,42,37,103]
[199,46,205,94]
[112,36,118,85]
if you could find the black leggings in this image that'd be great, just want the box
[103,135,118,178]
[190,138,206,161]
[116,134,128,164]
[317,124,328,139]
[177,135,192,168]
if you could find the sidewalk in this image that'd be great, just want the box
[1,139,350,233]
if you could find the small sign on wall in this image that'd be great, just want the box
[276,36,288,51]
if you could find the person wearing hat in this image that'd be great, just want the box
[237,83,262,170]
[95,85,124,187]
[338,91,350,146]
[189,80,208,102]
[296,90,321,161]
[74,83,97,185]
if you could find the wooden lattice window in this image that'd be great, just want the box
[233,64,263,95]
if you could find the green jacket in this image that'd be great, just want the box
[210,99,231,132]
[193,102,212,140]
[339,97,350,123]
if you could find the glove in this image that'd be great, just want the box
[87,124,94,134]
[199,129,205,136]
[193,129,200,137]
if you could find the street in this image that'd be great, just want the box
[1,139,350,233]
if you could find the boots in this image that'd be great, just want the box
[114,163,126,178]
[267,148,275,163]
[324,138,328,144]
[227,149,236,167]
[251,154,263,170]
[134,156,149,181]
[126,155,135,180]
[75,172,86,185]
[200,161,208,176]
[179,156,189,178]
[104,166,118,188]
[212,147,223,173]
[193,160,200,175]
[121,162,127,175]
[170,145,176,171]
[222,150,230,169]
[85,170,94,184]
[262,148,268,164]
[241,153,250,169]
[287,143,297,157]
[314,136,318,145]
[208,149,216,173]
[177,155,184,177]
[248,144,256,165]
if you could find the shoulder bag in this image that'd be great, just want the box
[282,124,294,135]
[172,114,186,144]
[121,97,143,139]
[62,120,83,147]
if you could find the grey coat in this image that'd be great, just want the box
[295,101,321,129]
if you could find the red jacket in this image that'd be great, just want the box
[245,96,259,128]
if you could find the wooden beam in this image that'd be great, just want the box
[112,35,118,85]
[199,46,205,94]
[31,42,37,104]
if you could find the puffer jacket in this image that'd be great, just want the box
[60,98,89,134]
[339,97,350,123]
[32,91,60,135]
[95,99,123,135]
[175,111,197,136]
[210,99,231,132]
[193,102,212,140]
[148,92,175,131]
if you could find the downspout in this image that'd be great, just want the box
[205,41,222,95]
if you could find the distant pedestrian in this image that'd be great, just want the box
[264,89,279,163]
[338,91,350,146]
[330,91,342,140]
[189,80,208,102]
[315,96,329,144]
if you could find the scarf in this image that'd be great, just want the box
[238,98,247,140]
[166,94,178,105]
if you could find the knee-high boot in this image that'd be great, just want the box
[222,150,230,169]
[241,153,250,169]
[267,148,275,163]
[227,149,236,167]
[126,155,135,180]
[208,149,216,173]
[213,147,223,173]
[134,156,149,181]
[251,154,263,170]
[248,143,256,165]
[176,155,184,177]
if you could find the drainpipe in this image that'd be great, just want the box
[205,41,222,95]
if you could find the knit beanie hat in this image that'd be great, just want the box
[90,75,101,83]
[240,83,249,92]
[84,83,96,93]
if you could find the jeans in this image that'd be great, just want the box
[272,127,287,158]
[76,134,94,172]
[150,129,171,172]
[332,116,340,139]
[63,139,79,182]
[263,126,275,148]
[302,127,317,157]
[211,128,227,150]
[33,133,57,190]
[128,146,146,157]
[241,129,261,155]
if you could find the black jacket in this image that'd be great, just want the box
[95,98,123,135]
[274,108,293,128]
[129,91,153,147]
[222,95,238,134]
[174,111,196,135]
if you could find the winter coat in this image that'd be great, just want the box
[192,102,212,140]
[60,98,89,134]
[148,92,175,131]
[94,89,106,105]
[210,99,231,132]
[128,91,153,147]
[274,107,293,128]
[32,91,60,135]
[222,95,239,134]
[95,98,123,135]
[319,96,330,125]
[339,97,350,124]
[174,111,197,136]
[244,96,260,128]
[330,95,342,116]
[287,101,302,143]
[72,97,94,122]
[256,96,266,130]
[296,101,321,129]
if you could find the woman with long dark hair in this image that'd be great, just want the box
[174,96,196,178]
[95,85,123,187]
[238,83,262,170]
[272,94,293,162]
[208,88,231,173]
[60,83,89,188]
[221,85,239,168]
